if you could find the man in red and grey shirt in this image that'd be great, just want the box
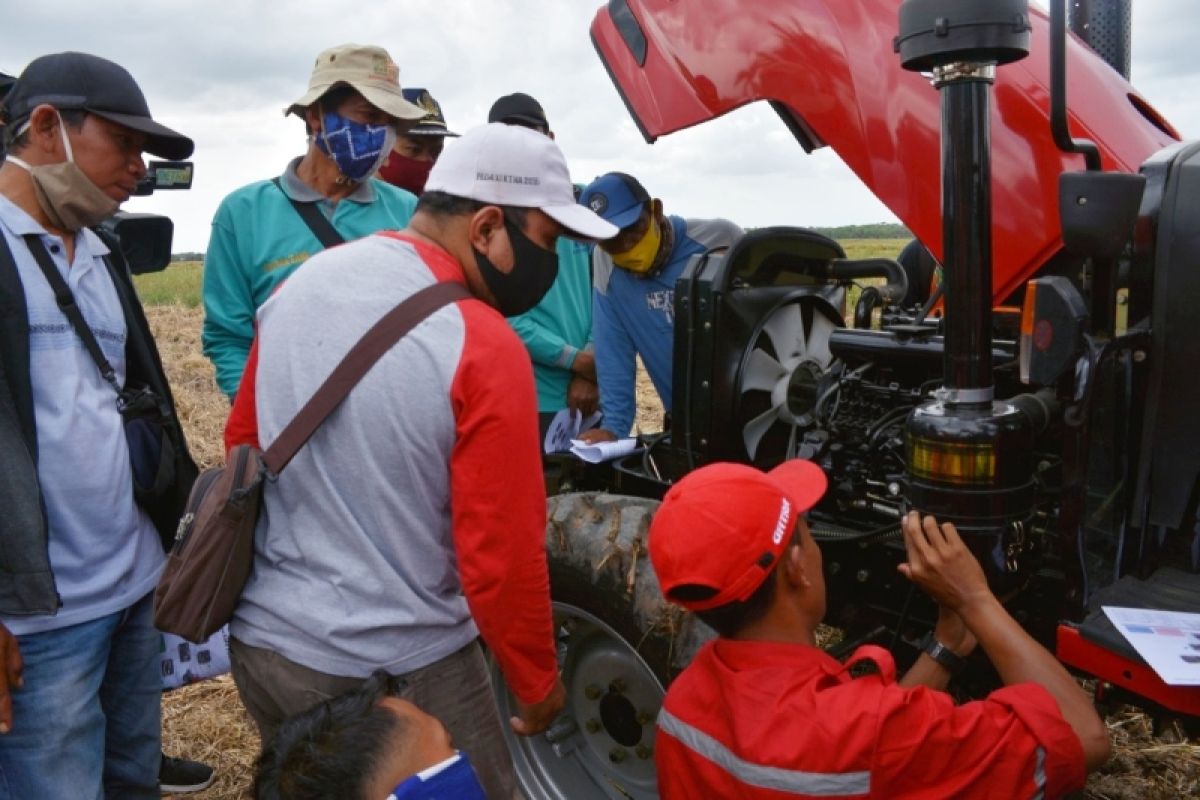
[648,461,1112,799]
[223,123,617,798]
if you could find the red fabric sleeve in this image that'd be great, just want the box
[223,334,261,453]
[869,681,1087,799]
[448,299,557,705]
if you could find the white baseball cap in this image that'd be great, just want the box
[425,123,619,241]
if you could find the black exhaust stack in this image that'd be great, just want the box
[895,0,1037,579]
[1068,0,1132,80]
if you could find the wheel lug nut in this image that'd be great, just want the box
[608,678,626,694]
[584,684,602,700]
[609,748,628,763]
[636,711,654,725]
[585,718,601,733]
[636,744,653,760]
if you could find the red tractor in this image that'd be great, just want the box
[495,2,1200,797]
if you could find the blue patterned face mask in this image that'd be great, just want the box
[315,110,396,182]
[387,753,486,799]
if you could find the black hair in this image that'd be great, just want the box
[4,108,87,153]
[318,84,360,111]
[416,190,529,228]
[670,526,801,638]
[254,670,410,800]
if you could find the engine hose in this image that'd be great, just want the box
[811,522,903,544]
[855,287,883,329]
[828,258,909,304]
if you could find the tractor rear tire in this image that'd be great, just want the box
[492,492,712,800]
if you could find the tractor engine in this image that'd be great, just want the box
[602,2,1072,643]
[604,218,1062,644]
[585,0,1195,682]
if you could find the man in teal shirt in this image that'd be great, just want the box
[202,44,424,398]
[489,93,598,438]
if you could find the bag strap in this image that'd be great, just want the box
[23,234,121,393]
[261,281,471,475]
[272,177,346,249]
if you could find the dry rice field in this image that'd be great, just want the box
[148,305,1199,800]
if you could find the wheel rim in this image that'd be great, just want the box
[493,601,664,799]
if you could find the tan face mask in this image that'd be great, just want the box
[8,111,120,232]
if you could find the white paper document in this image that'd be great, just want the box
[543,408,603,454]
[569,437,641,464]
[1103,606,1200,686]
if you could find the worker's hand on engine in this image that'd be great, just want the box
[898,512,992,614]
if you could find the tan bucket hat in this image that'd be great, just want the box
[285,43,425,121]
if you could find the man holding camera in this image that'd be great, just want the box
[0,52,199,798]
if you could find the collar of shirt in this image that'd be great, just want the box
[706,638,897,685]
[0,193,111,259]
[279,155,377,204]
[376,231,470,287]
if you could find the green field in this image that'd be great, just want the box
[840,237,907,260]
[133,260,203,307]
[131,239,908,309]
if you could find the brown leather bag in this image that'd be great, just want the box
[154,282,471,642]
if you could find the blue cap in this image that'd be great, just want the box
[578,172,650,231]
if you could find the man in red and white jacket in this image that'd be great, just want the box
[223,123,617,798]
[648,461,1112,799]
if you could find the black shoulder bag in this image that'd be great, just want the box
[23,234,176,504]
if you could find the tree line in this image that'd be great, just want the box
[809,222,911,239]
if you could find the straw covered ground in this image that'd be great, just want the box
[148,305,1199,799]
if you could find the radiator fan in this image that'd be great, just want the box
[739,297,839,461]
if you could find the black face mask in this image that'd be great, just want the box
[474,213,559,317]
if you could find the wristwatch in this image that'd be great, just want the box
[920,633,969,675]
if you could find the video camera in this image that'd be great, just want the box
[99,160,194,275]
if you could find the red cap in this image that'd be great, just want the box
[649,460,828,612]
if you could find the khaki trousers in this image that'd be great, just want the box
[229,637,519,799]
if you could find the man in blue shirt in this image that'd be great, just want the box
[578,172,742,442]
[202,44,426,398]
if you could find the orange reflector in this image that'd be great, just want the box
[1019,282,1038,384]
[908,436,997,485]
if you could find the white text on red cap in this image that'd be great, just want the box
[773,498,792,546]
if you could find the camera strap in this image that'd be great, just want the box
[23,234,122,394]
[271,177,346,249]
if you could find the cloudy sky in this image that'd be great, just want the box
[5,1,1197,253]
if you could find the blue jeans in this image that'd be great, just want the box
[0,592,161,800]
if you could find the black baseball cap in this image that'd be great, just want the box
[488,92,549,132]
[3,52,193,160]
